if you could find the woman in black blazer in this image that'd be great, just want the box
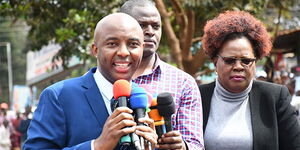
[199,11,300,150]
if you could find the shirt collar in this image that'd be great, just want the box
[93,68,113,101]
[151,53,164,74]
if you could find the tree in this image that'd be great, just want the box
[0,17,28,104]
[154,0,299,76]
[0,0,123,67]
[0,0,299,78]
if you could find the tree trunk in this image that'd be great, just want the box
[155,0,207,77]
[155,0,184,70]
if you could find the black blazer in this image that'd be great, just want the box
[199,80,300,150]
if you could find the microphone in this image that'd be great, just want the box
[157,92,175,133]
[138,84,155,107]
[113,79,132,146]
[130,87,148,150]
[148,97,166,138]
[130,87,148,125]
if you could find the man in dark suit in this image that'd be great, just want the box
[23,13,157,150]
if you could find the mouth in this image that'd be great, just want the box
[230,75,246,81]
[144,39,156,47]
[113,62,131,73]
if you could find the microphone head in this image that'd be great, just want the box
[130,87,148,109]
[157,92,175,117]
[138,84,154,107]
[113,80,131,99]
[148,109,165,125]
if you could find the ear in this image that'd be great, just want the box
[91,43,98,57]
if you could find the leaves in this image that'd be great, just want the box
[0,0,299,75]
[0,0,122,67]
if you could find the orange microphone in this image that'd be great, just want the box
[148,97,166,138]
[113,79,132,146]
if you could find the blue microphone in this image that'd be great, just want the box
[130,87,149,150]
[130,87,148,122]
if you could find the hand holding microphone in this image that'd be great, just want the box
[155,92,186,150]
[130,87,148,150]
[130,86,158,150]
[112,80,133,146]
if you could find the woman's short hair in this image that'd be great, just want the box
[202,11,272,59]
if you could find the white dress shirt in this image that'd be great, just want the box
[91,68,114,150]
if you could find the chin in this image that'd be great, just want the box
[143,50,155,58]
[114,74,132,82]
[231,86,248,93]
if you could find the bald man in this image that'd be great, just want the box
[23,13,157,150]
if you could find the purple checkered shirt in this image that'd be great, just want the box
[133,55,204,150]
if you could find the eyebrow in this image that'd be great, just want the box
[104,37,118,41]
[105,37,142,43]
[129,38,142,43]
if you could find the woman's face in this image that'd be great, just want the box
[214,37,256,93]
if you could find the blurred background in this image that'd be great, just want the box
[0,0,300,115]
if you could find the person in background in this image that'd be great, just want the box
[0,119,11,150]
[273,71,282,84]
[199,10,300,150]
[0,103,9,124]
[255,70,267,81]
[23,13,157,150]
[19,110,31,147]
[11,112,22,150]
[120,0,204,150]
[280,71,290,85]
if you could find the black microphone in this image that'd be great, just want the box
[157,92,175,132]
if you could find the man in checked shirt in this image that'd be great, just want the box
[120,0,204,149]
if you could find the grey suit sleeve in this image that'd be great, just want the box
[277,85,300,150]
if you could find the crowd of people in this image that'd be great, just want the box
[0,103,32,150]
[1,0,300,150]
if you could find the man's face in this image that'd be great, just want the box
[92,16,144,83]
[130,6,162,58]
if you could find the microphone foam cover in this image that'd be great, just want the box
[150,98,158,107]
[138,84,154,107]
[113,80,131,99]
[157,103,175,116]
[157,92,175,116]
[148,109,164,123]
[130,87,148,109]
[157,92,173,105]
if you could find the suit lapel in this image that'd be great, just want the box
[249,81,262,150]
[199,81,215,132]
[81,67,109,127]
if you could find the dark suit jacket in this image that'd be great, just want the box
[23,67,111,150]
[19,118,31,142]
[199,80,300,150]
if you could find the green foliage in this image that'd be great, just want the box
[0,0,299,73]
[0,18,27,103]
[0,0,124,67]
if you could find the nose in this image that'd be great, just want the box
[144,25,154,37]
[233,60,245,71]
[117,44,130,57]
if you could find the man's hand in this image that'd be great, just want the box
[94,107,136,150]
[135,117,158,150]
[156,131,187,150]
